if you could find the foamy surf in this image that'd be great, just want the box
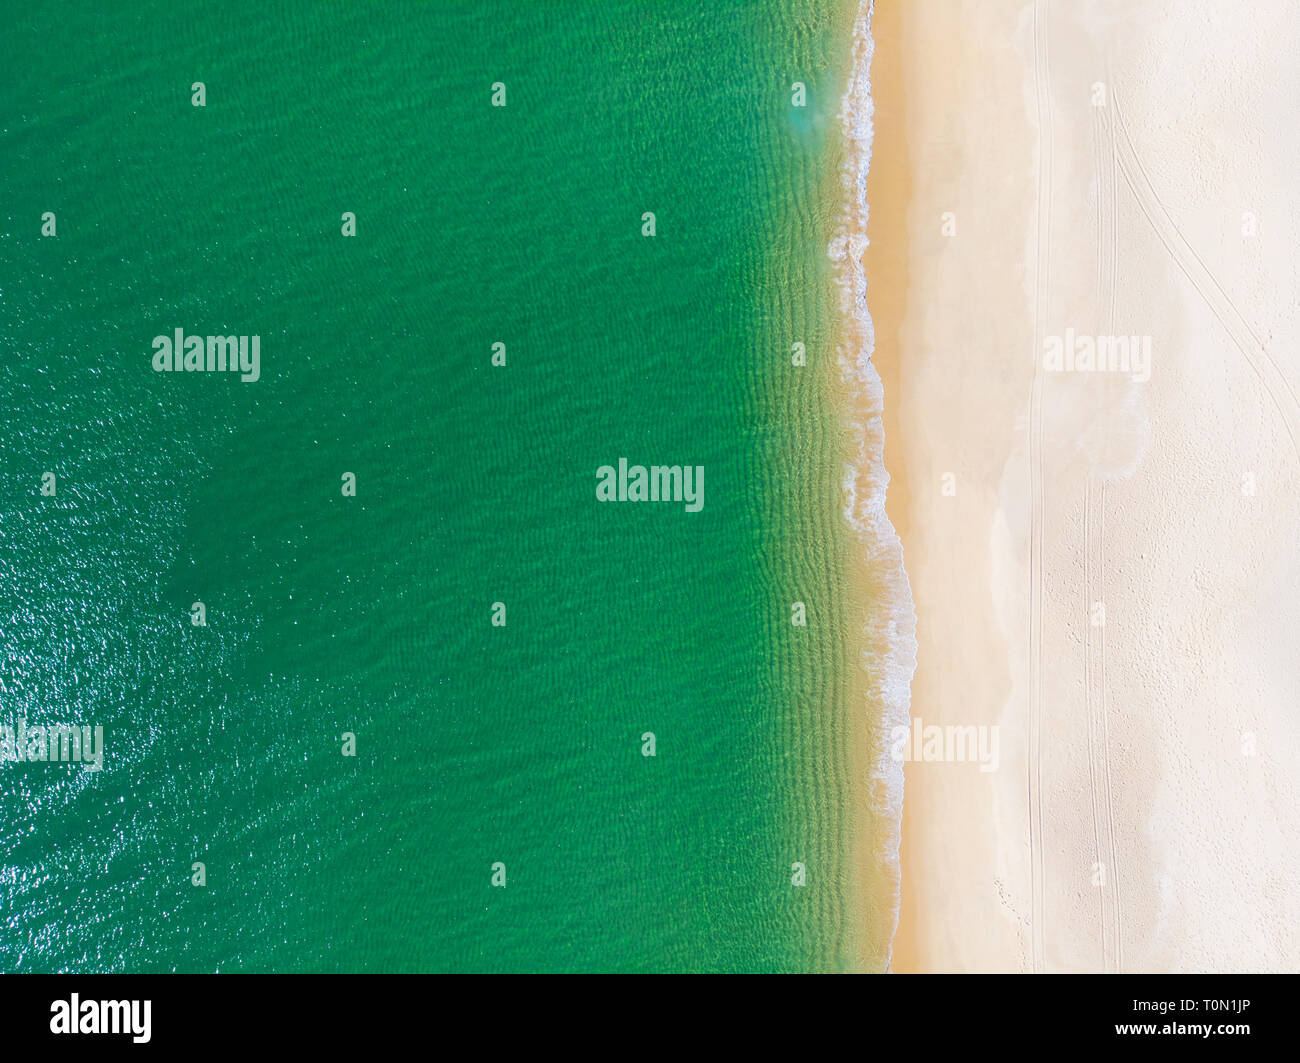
[828,0,918,971]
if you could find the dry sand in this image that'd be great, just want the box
[867,0,1300,972]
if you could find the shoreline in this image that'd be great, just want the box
[853,0,914,971]
[857,0,1300,972]
[829,0,918,973]
[858,0,1049,974]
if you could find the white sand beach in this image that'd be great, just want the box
[868,0,1300,972]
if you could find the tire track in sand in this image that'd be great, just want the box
[1029,0,1053,974]
[1085,101,1109,973]
[1096,79,1125,973]
[1111,90,1300,459]
[1086,91,1125,974]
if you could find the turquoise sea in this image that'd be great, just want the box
[0,0,885,972]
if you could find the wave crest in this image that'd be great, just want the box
[828,0,918,971]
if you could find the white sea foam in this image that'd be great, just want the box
[828,0,918,970]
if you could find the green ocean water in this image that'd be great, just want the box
[0,0,870,972]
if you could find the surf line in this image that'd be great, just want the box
[595,459,704,513]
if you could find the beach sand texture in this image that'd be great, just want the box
[866,0,1300,972]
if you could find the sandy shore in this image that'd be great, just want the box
[867,0,1300,972]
